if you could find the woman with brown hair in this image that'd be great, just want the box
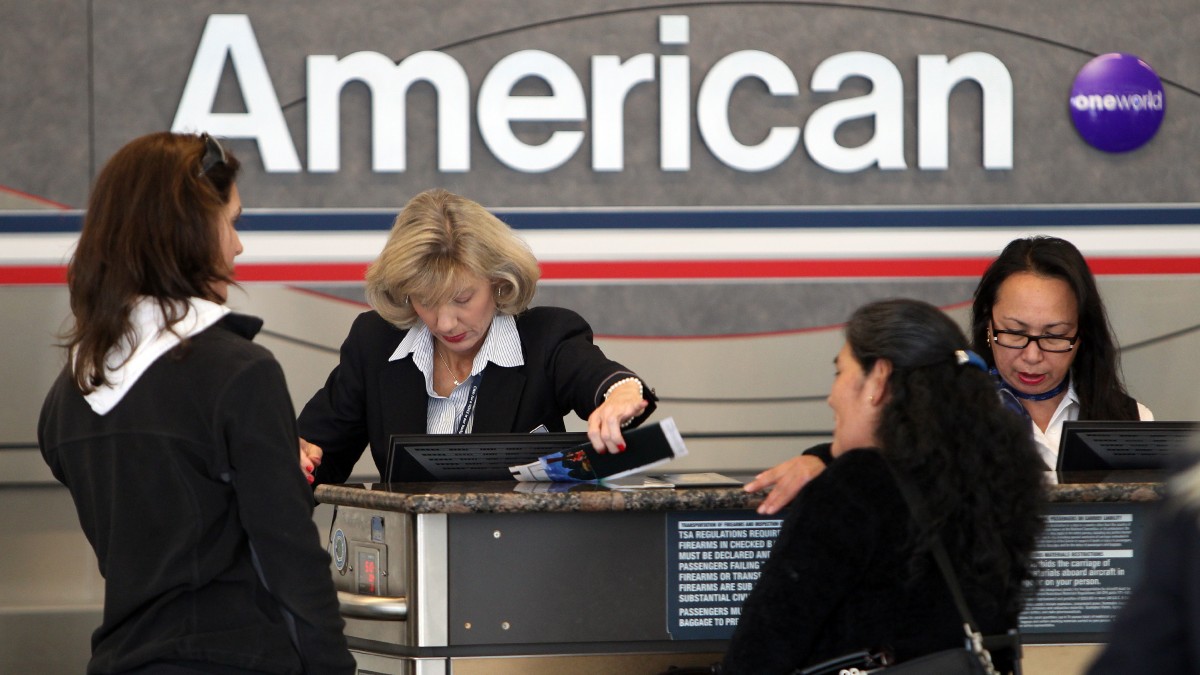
[38,132,353,674]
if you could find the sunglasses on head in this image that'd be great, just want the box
[198,133,227,177]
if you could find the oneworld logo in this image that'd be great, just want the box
[1069,53,1165,153]
[1070,90,1163,113]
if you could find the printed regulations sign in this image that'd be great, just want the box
[1020,501,1155,643]
[666,511,782,640]
[665,502,1157,643]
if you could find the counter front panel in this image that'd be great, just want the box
[317,478,1164,669]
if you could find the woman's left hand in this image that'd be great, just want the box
[587,380,648,453]
[744,455,827,515]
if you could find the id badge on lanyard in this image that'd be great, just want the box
[455,374,482,434]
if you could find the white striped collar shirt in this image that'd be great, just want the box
[389,313,524,433]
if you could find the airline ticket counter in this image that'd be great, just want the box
[314,475,1163,675]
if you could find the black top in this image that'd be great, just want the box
[722,449,1017,674]
[1087,497,1200,674]
[298,306,656,485]
[38,314,353,675]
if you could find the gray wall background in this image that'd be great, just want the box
[6,1,1200,207]
[2,1,1197,672]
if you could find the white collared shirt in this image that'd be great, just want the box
[388,314,524,433]
[1032,382,1154,470]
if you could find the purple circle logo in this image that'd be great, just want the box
[1069,53,1165,153]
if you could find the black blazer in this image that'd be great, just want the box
[299,306,656,484]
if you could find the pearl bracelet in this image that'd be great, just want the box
[605,377,644,428]
[604,376,643,401]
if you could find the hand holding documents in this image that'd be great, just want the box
[510,417,688,482]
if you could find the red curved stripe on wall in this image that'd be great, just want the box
[0,185,72,210]
[4,257,1200,285]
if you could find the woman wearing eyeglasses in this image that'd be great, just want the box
[745,235,1155,515]
[970,235,1152,469]
[38,132,354,674]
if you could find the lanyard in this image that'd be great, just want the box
[455,374,483,434]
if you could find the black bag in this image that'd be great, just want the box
[878,646,991,674]
[798,639,993,674]
[796,648,892,674]
[798,464,1015,675]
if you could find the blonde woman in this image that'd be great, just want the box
[298,189,656,485]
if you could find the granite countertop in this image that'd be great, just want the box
[315,474,1165,514]
[316,480,761,514]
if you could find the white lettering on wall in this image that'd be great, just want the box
[171,14,301,172]
[307,50,470,172]
[697,51,800,172]
[173,14,1016,175]
[659,15,692,171]
[917,52,1013,170]
[592,54,655,171]
[477,50,586,173]
[804,52,905,173]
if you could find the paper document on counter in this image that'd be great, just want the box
[509,417,688,482]
[604,472,743,490]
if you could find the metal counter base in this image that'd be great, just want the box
[349,647,722,675]
[326,502,740,674]
[319,478,1164,675]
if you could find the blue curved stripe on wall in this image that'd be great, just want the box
[3,205,1200,234]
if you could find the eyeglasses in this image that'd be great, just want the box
[988,325,1078,353]
[198,133,227,177]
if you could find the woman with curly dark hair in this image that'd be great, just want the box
[722,299,1045,674]
[971,235,1151,469]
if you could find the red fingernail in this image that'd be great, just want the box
[617,444,626,452]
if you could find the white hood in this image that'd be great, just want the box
[79,297,230,415]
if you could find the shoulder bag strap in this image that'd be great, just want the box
[888,469,980,629]
[885,461,1000,675]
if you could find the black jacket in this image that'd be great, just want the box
[298,306,656,485]
[39,314,354,675]
[722,449,1018,674]
[1087,498,1200,674]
